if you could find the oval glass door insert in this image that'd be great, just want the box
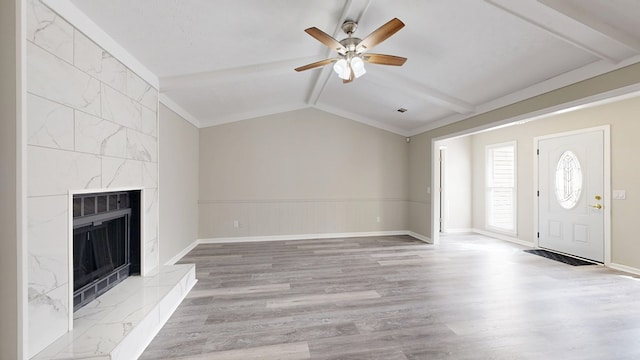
[555,150,583,209]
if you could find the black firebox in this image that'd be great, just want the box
[72,191,141,311]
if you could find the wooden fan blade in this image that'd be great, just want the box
[364,53,407,66]
[305,27,346,53]
[357,18,405,52]
[295,58,336,72]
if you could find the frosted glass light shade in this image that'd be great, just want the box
[333,59,350,80]
[351,57,366,78]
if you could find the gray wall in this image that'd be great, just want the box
[159,104,199,263]
[0,0,22,358]
[199,107,409,238]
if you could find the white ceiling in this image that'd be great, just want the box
[57,0,640,136]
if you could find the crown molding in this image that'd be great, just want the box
[159,94,201,128]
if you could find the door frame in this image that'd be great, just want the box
[439,146,447,233]
[533,125,611,265]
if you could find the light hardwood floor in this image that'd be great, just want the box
[141,234,640,359]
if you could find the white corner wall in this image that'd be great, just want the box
[407,132,432,238]
[440,136,472,232]
[198,108,409,239]
[159,104,199,264]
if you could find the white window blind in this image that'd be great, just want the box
[486,143,516,232]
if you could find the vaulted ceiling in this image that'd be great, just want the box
[52,0,640,136]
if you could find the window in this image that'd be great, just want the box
[486,142,516,233]
[555,150,582,209]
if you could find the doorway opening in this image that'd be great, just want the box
[430,91,634,247]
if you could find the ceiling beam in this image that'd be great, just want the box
[485,0,635,63]
[406,53,640,136]
[364,69,476,114]
[160,56,320,91]
[538,0,640,53]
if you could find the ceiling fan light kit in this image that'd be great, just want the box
[295,18,407,83]
[333,56,366,80]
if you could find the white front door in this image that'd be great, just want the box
[538,129,604,262]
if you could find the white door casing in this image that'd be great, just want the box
[538,128,605,262]
[439,148,446,233]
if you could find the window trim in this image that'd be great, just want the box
[485,141,517,235]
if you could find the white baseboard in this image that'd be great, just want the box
[608,262,640,276]
[164,239,200,265]
[472,229,535,248]
[441,228,474,234]
[199,230,410,244]
[407,231,432,243]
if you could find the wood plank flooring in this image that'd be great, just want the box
[141,234,640,359]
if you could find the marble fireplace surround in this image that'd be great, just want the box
[29,187,199,360]
[24,0,199,357]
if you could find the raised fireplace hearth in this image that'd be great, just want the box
[72,191,141,311]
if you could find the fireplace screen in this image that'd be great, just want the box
[74,213,128,290]
[73,191,140,311]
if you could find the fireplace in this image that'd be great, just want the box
[72,191,141,311]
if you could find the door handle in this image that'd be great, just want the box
[590,204,602,209]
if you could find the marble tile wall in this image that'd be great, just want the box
[26,0,159,357]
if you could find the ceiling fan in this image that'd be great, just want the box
[295,18,407,83]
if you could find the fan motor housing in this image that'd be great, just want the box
[339,37,362,52]
[341,19,358,35]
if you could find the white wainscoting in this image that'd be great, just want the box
[408,200,431,238]
[199,198,409,239]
